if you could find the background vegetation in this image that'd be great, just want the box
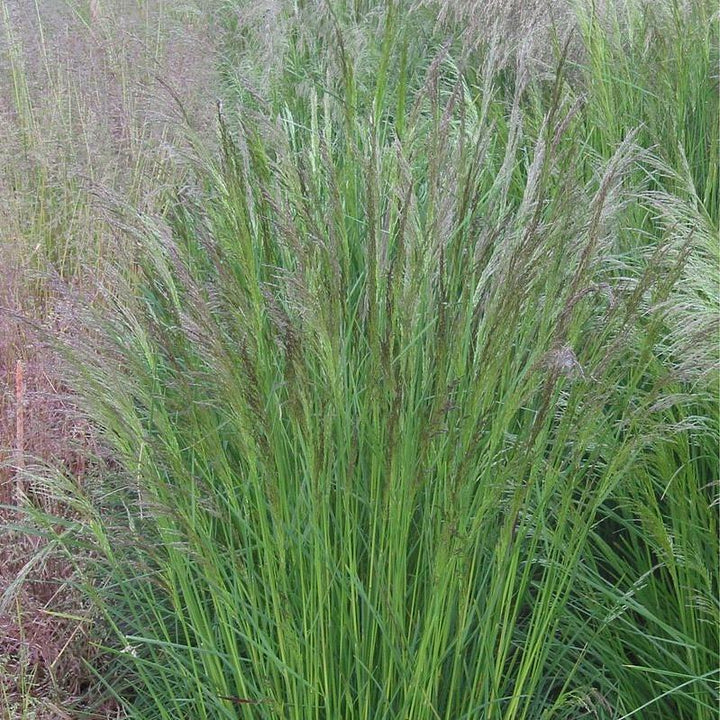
[1,0,717,718]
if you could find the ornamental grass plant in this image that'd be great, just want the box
[3,0,718,718]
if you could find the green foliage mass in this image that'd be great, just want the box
[46,1,718,718]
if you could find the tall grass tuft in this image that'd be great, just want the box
[42,0,719,718]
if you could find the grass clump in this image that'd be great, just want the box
[18,0,718,718]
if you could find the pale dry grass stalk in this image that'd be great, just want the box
[13,358,25,505]
[91,0,101,27]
